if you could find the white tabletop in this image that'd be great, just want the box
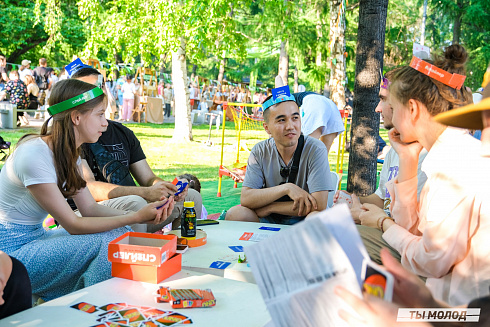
[1,270,271,327]
[182,220,290,283]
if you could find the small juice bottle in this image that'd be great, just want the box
[181,201,196,239]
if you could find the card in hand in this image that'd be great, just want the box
[172,178,188,197]
[334,191,353,208]
[361,260,394,301]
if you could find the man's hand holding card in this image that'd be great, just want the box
[172,177,189,202]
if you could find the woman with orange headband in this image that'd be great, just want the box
[0,79,174,301]
[358,45,490,306]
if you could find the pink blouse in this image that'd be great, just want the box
[384,127,490,306]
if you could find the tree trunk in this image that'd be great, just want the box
[347,0,389,195]
[217,51,226,86]
[294,65,299,92]
[7,37,48,63]
[452,0,463,44]
[316,6,323,94]
[329,0,346,110]
[172,37,193,142]
[278,40,289,86]
[420,0,428,46]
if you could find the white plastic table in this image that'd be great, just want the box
[181,220,290,283]
[1,270,271,327]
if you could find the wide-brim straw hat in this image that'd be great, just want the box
[434,88,490,130]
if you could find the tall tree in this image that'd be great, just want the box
[329,0,347,111]
[347,0,389,195]
[37,0,247,142]
[172,37,192,141]
[217,52,226,85]
[278,40,289,86]
[1,0,86,65]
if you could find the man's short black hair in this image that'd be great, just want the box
[263,95,273,122]
[71,67,101,79]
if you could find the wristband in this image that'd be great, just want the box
[379,216,395,233]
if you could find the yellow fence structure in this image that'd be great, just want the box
[217,102,267,197]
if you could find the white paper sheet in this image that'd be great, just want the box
[245,205,364,327]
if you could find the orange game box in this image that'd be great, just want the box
[108,232,181,283]
[156,286,216,309]
[112,253,182,284]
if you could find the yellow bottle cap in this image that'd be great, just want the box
[184,201,194,208]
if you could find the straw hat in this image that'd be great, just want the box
[434,86,490,130]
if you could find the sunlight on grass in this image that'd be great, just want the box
[1,121,387,213]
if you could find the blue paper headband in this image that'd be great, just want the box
[262,85,296,111]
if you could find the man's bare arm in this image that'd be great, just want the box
[240,185,291,209]
[255,191,328,217]
[81,159,148,201]
[359,193,384,208]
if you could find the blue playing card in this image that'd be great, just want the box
[259,226,281,231]
[228,246,244,252]
[209,261,231,269]
[174,181,188,196]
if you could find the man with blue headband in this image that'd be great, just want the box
[225,86,334,224]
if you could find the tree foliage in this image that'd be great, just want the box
[1,0,86,65]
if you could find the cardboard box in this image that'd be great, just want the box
[108,232,181,283]
[108,232,177,266]
[156,286,216,308]
[112,253,182,284]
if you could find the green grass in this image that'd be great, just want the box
[1,121,388,214]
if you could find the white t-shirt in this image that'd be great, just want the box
[189,87,196,100]
[121,82,136,99]
[50,74,59,86]
[299,93,345,136]
[0,138,57,225]
[19,68,33,80]
[375,147,428,215]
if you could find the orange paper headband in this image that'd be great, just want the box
[409,56,466,90]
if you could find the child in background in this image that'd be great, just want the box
[178,174,207,219]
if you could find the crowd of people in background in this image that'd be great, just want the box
[0,54,278,125]
[0,57,59,126]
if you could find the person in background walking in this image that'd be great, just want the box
[121,74,136,122]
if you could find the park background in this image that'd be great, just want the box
[1,0,489,212]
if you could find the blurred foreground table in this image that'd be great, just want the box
[1,270,270,327]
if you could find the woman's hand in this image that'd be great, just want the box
[388,128,423,160]
[335,286,406,327]
[359,204,386,229]
[380,249,443,308]
[137,196,175,225]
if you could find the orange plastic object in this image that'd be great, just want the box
[168,230,207,248]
